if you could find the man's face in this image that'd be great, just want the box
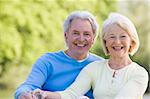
[65,18,95,56]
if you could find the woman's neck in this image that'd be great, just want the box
[108,56,132,70]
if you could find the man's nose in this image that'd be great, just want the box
[78,34,85,41]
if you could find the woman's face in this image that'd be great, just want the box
[104,24,132,58]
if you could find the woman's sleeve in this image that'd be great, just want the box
[115,67,149,99]
[59,65,94,99]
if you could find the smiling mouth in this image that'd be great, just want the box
[76,43,87,47]
[73,42,88,47]
[112,46,124,51]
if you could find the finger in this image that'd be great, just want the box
[32,94,37,99]
[24,92,33,99]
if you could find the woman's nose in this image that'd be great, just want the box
[114,37,121,44]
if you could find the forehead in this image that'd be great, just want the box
[105,24,128,36]
[69,18,93,31]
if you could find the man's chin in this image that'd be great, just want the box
[77,51,88,55]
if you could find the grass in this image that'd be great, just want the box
[0,65,31,99]
[0,89,14,99]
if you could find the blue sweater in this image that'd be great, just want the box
[15,51,104,99]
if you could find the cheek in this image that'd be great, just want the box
[90,37,94,41]
[126,40,132,47]
[90,37,95,44]
[105,40,111,47]
[85,36,92,41]
[126,42,132,51]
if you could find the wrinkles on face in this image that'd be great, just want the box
[73,40,88,47]
[64,18,95,59]
[105,24,131,58]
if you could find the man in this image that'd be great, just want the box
[15,10,104,99]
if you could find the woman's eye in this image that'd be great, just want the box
[110,36,115,38]
[121,35,126,38]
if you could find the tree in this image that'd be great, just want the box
[117,0,150,92]
[0,0,117,77]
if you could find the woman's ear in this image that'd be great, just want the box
[129,40,135,53]
[104,40,110,55]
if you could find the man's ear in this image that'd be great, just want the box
[64,32,67,37]
[64,32,68,41]
[92,34,96,44]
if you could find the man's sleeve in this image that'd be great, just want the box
[14,56,52,99]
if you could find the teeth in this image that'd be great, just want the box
[113,46,123,50]
[77,44,85,47]
[115,47,121,49]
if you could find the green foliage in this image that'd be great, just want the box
[0,0,117,77]
[117,0,149,73]
[117,0,150,93]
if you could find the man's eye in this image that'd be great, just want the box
[73,32,78,34]
[85,33,90,36]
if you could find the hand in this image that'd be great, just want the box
[78,96,89,99]
[32,89,47,99]
[18,92,34,99]
[32,89,61,99]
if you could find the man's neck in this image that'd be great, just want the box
[64,50,88,60]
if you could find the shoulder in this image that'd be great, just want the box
[80,60,107,79]
[37,50,64,61]
[44,50,63,57]
[130,62,148,76]
[33,51,62,67]
[89,53,105,61]
[128,62,149,83]
[83,60,106,73]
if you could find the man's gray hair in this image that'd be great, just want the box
[63,11,99,35]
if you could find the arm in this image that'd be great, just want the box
[115,67,148,99]
[41,66,93,99]
[15,55,52,99]
[59,66,93,99]
[33,89,61,99]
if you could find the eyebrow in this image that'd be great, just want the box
[72,30,91,33]
[107,33,115,36]
[72,30,79,32]
[107,32,127,35]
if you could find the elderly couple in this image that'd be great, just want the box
[15,11,148,99]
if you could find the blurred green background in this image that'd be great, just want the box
[0,0,149,99]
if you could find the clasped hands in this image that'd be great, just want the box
[19,89,48,99]
[19,89,89,99]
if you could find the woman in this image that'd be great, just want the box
[33,13,148,99]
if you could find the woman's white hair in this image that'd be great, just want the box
[63,10,99,36]
[101,12,139,56]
